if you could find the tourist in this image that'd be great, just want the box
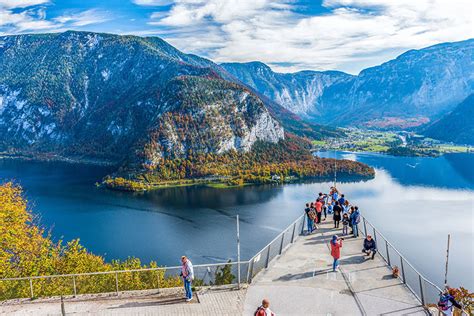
[338,194,345,206]
[330,187,339,202]
[342,213,350,235]
[330,235,343,272]
[317,192,327,221]
[315,199,323,224]
[351,206,361,237]
[180,256,194,301]
[255,298,275,316]
[305,203,314,234]
[342,200,351,214]
[362,234,377,259]
[333,201,342,228]
[438,287,463,316]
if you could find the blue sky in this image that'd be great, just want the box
[0,0,472,74]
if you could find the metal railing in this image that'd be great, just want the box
[2,211,466,315]
[246,214,306,283]
[360,215,448,308]
[0,214,305,301]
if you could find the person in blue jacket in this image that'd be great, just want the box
[362,234,377,259]
[350,206,361,237]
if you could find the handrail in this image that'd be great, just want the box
[361,215,443,292]
[0,215,305,283]
[0,261,245,281]
[248,213,305,264]
[2,210,465,314]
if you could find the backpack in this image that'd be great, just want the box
[254,305,264,316]
[438,293,452,311]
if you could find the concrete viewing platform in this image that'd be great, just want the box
[243,220,428,315]
[1,220,431,315]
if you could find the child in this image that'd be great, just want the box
[342,213,349,235]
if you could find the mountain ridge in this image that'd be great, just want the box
[222,38,474,128]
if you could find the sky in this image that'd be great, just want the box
[0,0,472,74]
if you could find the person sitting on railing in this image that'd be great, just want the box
[362,235,377,260]
[180,256,194,302]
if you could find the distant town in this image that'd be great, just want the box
[313,128,473,157]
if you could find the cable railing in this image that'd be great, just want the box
[1,211,464,315]
[0,214,305,301]
[359,215,465,313]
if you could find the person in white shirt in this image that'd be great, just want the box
[180,256,194,302]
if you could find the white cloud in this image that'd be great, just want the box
[133,0,173,6]
[0,7,55,31]
[150,0,474,74]
[0,7,110,34]
[54,9,111,27]
[0,0,49,9]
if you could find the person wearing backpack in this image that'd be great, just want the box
[255,298,275,316]
[438,287,463,316]
[342,213,350,236]
[180,256,194,301]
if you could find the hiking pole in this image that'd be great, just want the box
[443,234,450,288]
[236,214,241,289]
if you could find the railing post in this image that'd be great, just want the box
[156,270,161,293]
[373,227,377,242]
[400,257,406,283]
[72,276,77,296]
[29,278,34,299]
[385,240,391,266]
[265,245,271,268]
[115,272,119,295]
[300,215,305,235]
[291,222,297,243]
[419,275,425,305]
[247,259,254,283]
[279,233,285,255]
[363,217,367,237]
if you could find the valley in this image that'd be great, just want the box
[314,128,472,157]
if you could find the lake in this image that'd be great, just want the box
[0,152,473,289]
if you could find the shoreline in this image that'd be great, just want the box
[0,152,118,167]
[101,172,375,192]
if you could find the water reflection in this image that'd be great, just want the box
[0,153,472,289]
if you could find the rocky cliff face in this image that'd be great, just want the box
[221,62,351,118]
[222,39,474,127]
[0,31,283,163]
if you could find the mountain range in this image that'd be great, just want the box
[423,94,474,145]
[0,30,472,177]
[222,39,474,129]
[0,31,288,164]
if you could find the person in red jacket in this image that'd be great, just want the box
[255,298,275,316]
[330,235,343,272]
